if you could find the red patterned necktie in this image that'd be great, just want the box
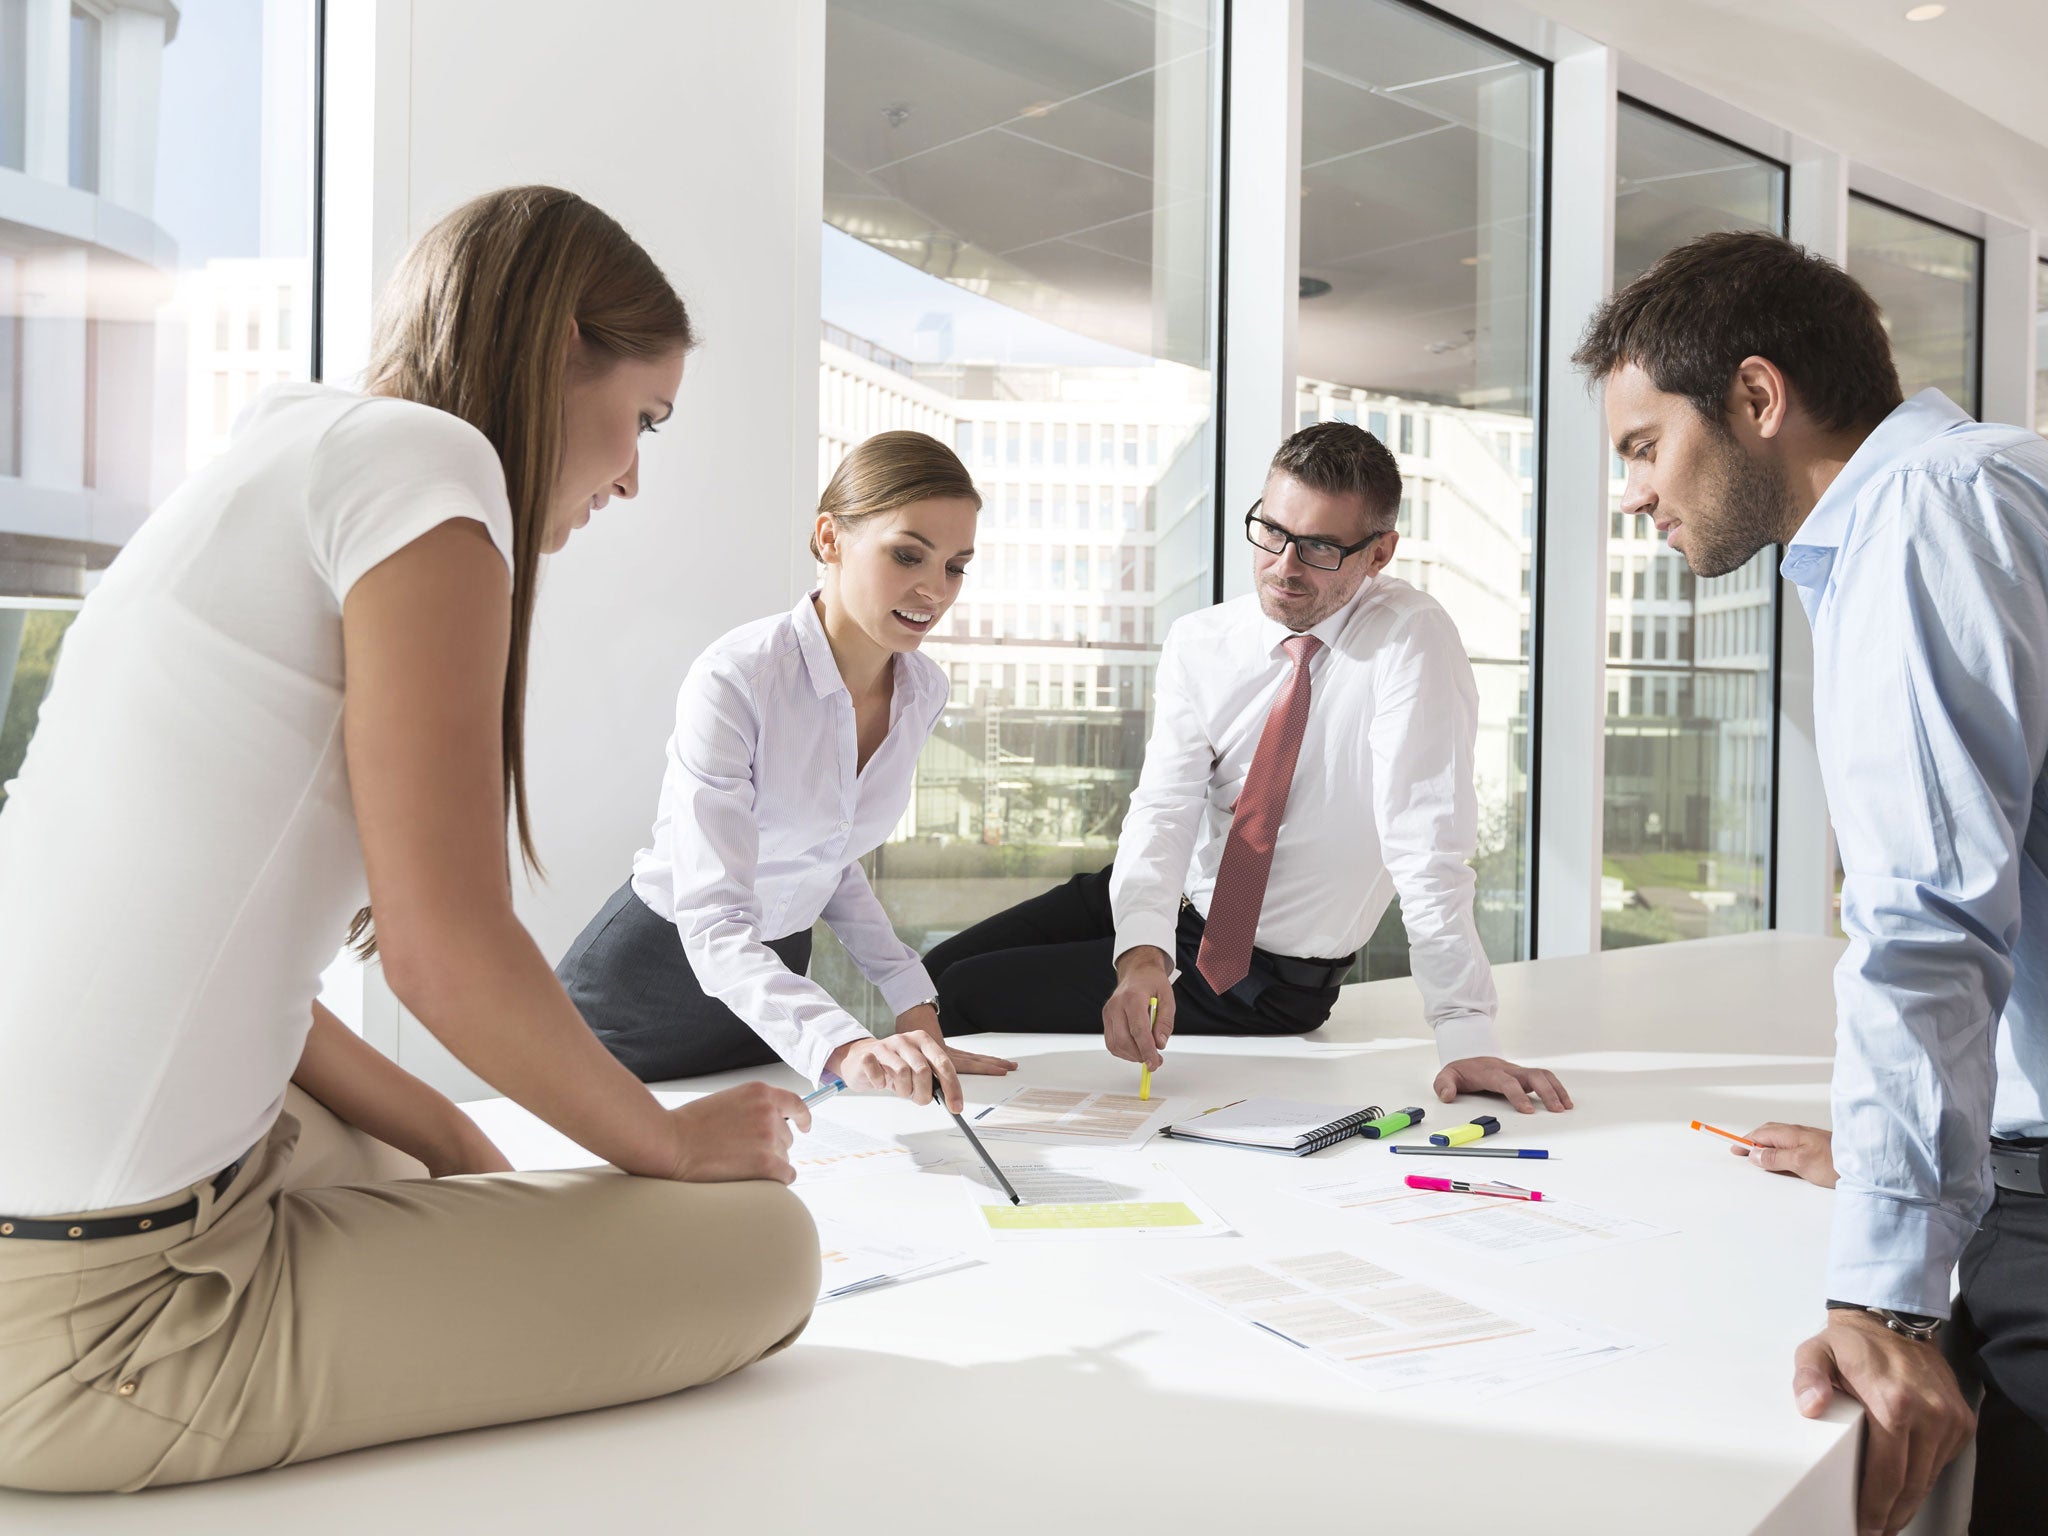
[1196,633,1323,994]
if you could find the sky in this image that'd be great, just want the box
[820,223,1154,370]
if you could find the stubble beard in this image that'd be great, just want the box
[1685,432,1792,579]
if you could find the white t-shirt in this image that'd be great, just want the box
[0,385,513,1215]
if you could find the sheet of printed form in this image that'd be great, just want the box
[1292,1175,1675,1264]
[963,1152,1235,1240]
[462,1095,934,1186]
[971,1086,1192,1148]
[1160,1249,1657,1399]
[813,1218,973,1303]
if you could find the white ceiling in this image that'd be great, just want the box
[823,0,2046,409]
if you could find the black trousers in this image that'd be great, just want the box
[925,866,1343,1039]
[556,878,811,1083]
[1951,1186,2048,1533]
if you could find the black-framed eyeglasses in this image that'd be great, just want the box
[1243,501,1387,571]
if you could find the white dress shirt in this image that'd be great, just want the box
[1110,577,1500,1064]
[631,593,946,1084]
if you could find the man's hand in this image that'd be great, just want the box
[1432,1055,1572,1113]
[1793,1310,1975,1536]
[1743,1122,1837,1187]
[1103,947,1174,1068]
[664,1081,807,1184]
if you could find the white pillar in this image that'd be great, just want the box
[98,6,166,217]
[22,0,68,184]
[1533,43,1616,959]
[20,246,86,490]
[1218,0,1301,603]
[1773,150,1848,935]
[1981,222,2040,432]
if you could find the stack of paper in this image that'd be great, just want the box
[972,1086,1190,1148]
[963,1152,1235,1240]
[1292,1175,1675,1264]
[1162,1249,1656,1399]
[814,1218,972,1303]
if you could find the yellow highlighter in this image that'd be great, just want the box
[1139,997,1158,1100]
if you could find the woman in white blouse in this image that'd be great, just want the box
[559,430,1016,1110]
[0,188,818,1492]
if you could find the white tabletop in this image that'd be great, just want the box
[9,932,1959,1534]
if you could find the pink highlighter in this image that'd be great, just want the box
[1405,1173,1544,1202]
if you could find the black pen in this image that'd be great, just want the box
[941,1094,1022,1204]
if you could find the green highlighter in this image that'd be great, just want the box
[1359,1106,1426,1140]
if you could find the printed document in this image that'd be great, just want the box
[1293,1175,1675,1264]
[973,1086,1192,1148]
[964,1152,1233,1240]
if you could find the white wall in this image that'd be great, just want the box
[332,0,823,1096]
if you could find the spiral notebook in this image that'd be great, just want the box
[1166,1099,1386,1156]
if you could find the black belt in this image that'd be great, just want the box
[1990,1138,2047,1197]
[0,1156,248,1242]
[1181,895,1356,991]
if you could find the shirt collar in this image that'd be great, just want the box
[1780,388,1970,591]
[1254,580,1372,659]
[791,590,847,699]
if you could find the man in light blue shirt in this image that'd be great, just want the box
[1576,230,2048,1536]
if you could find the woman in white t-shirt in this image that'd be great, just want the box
[556,430,1017,1106]
[0,187,819,1493]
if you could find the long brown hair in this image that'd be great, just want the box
[350,186,692,950]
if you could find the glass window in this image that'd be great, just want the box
[1603,102,1783,950]
[67,5,100,193]
[0,0,26,172]
[1298,0,1543,969]
[2,4,317,815]
[1847,194,1982,417]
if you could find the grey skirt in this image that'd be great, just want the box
[556,878,813,1083]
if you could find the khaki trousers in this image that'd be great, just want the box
[0,1087,819,1492]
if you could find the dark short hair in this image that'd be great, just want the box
[1267,420,1403,534]
[1573,230,1902,434]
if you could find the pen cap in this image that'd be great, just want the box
[1472,1116,1501,1134]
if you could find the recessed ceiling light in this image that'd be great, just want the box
[1905,4,1945,20]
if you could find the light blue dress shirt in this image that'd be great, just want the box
[1783,388,2048,1317]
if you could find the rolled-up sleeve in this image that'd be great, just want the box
[1111,627,1212,968]
[1366,606,1499,1064]
[1822,470,2048,1316]
[656,659,871,1085]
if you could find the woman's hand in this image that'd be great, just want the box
[1742,1122,1837,1187]
[424,1116,516,1178]
[665,1081,809,1184]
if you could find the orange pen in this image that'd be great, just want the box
[1690,1119,1756,1148]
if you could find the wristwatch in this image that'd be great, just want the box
[1825,1300,1942,1343]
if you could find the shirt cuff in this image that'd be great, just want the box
[797,1016,875,1089]
[1824,1187,1975,1320]
[877,962,938,1019]
[1113,913,1181,980]
[1431,1013,1501,1066]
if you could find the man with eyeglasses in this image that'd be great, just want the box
[922,422,1571,1117]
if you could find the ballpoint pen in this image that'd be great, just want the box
[942,1097,1023,1204]
[801,1076,848,1108]
[1389,1144,1549,1159]
[1689,1119,1755,1148]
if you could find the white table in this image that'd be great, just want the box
[4,933,1974,1534]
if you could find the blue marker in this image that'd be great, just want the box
[1390,1144,1548,1160]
